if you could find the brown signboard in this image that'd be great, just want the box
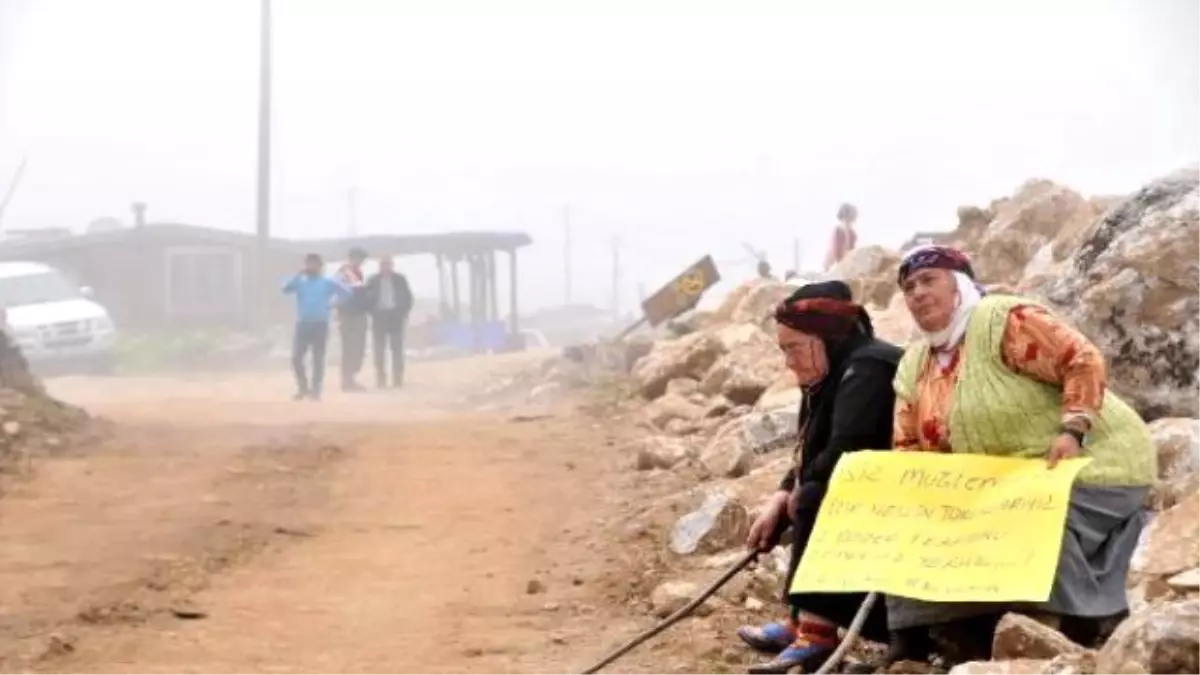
[640,255,721,327]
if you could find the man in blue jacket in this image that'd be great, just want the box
[282,253,350,400]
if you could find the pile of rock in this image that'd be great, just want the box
[0,332,93,476]
[899,179,1126,294]
[1044,168,1199,420]
[599,167,1200,674]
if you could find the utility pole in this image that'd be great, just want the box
[254,0,273,324]
[792,237,801,274]
[346,186,359,237]
[611,235,620,323]
[562,205,572,306]
[0,154,28,237]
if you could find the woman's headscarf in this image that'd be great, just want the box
[896,244,976,285]
[896,245,986,352]
[774,280,873,341]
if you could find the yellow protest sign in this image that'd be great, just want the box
[790,451,1091,603]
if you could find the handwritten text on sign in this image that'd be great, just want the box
[790,452,1090,603]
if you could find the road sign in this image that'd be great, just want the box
[640,255,721,327]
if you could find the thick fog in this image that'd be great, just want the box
[0,0,1196,314]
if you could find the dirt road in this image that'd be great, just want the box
[0,355,662,674]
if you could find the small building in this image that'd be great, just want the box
[0,224,531,350]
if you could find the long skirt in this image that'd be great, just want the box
[785,502,891,643]
[886,484,1149,630]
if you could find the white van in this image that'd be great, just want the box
[0,261,117,373]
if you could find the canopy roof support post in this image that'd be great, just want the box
[450,255,461,322]
[435,253,447,318]
[507,248,519,340]
[487,250,499,323]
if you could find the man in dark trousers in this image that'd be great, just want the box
[365,255,414,388]
[282,253,349,401]
[335,247,371,392]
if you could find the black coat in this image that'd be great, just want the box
[775,334,901,638]
[364,272,414,321]
[777,335,902,507]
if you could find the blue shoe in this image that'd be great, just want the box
[747,635,837,674]
[737,621,797,654]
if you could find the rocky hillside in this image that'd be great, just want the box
[489,167,1199,674]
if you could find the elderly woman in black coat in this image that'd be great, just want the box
[736,281,906,674]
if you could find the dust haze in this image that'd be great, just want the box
[1,1,1196,320]
[0,1,1195,673]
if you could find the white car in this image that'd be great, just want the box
[0,261,117,374]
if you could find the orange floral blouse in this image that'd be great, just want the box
[893,305,1106,452]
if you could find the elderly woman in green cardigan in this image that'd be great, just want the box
[885,245,1156,662]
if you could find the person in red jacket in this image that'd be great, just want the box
[823,203,858,271]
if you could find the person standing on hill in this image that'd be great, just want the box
[335,246,371,392]
[282,253,350,401]
[823,203,859,271]
[366,255,414,389]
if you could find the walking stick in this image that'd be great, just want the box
[579,555,879,675]
[813,592,878,675]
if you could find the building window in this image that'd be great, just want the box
[164,247,243,316]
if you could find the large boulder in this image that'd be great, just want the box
[712,280,759,324]
[730,279,793,328]
[992,613,1084,661]
[669,489,750,555]
[974,180,1101,286]
[1097,598,1199,674]
[828,245,903,308]
[1145,418,1200,512]
[698,325,784,406]
[1129,490,1199,607]
[632,331,727,400]
[1149,418,1200,483]
[699,404,799,479]
[1044,167,1200,420]
[870,292,918,346]
[632,436,695,471]
[644,392,706,430]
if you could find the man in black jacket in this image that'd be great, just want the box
[737,280,910,674]
[365,256,414,388]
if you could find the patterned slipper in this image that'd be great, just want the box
[737,621,798,653]
[747,634,837,674]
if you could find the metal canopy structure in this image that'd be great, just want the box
[0,224,533,350]
[297,231,532,351]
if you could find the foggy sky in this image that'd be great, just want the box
[0,0,1197,313]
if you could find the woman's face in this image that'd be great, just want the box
[776,324,829,386]
[901,267,958,332]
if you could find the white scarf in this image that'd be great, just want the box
[922,271,983,364]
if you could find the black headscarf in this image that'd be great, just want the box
[774,280,876,384]
[774,280,874,341]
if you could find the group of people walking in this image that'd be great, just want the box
[281,247,414,400]
[736,244,1154,672]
